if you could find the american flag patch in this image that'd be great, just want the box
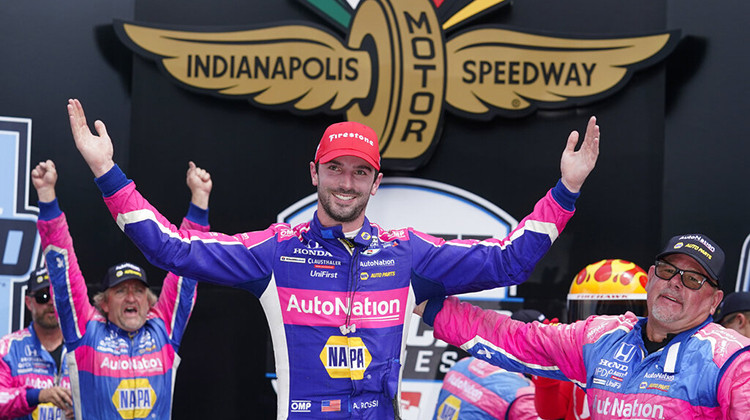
[321,399,341,412]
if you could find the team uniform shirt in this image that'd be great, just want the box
[0,323,71,420]
[434,357,537,420]
[94,165,577,419]
[37,199,207,420]
[425,297,750,420]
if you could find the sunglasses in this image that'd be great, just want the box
[654,260,719,290]
[33,290,51,304]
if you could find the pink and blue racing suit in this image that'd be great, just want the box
[434,357,537,420]
[423,296,750,420]
[0,323,71,419]
[93,164,578,419]
[37,199,207,420]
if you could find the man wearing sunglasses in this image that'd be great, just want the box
[0,267,73,419]
[417,234,750,418]
[32,159,212,420]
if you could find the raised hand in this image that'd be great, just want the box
[187,161,213,209]
[560,116,600,193]
[67,99,115,177]
[31,159,58,202]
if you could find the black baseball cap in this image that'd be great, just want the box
[656,233,725,284]
[714,291,750,323]
[102,262,148,290]
[26,267,50,294]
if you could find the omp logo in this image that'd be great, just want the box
[114,0,678,171]
[0,117,40,336]
[320,336,372,379]
[111,378,157,419]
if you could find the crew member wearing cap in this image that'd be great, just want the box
[66,98,599,419]
[0,267,73,419]
[715,291,750,338]
[417,233,750,418]
[32,159,212,420]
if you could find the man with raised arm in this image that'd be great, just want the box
[34,159,212,420]
[66,98,599,419]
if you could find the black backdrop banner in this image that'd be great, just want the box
[4,0,750,418]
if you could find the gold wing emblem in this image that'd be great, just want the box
[115,21,372,112]
[445,28,679,117]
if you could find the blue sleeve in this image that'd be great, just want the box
[94,164,131,197]
[421,297,446,327]
[38,199,62,221]
[186,203,209,226]
[550,179,579,211]
[25,388,41,406]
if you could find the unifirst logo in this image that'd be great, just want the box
[320,336,372,380]
[111,378,156,419]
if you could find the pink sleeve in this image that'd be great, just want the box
[0,353,32,418]
[717,349,750,419]
[433,296,589,385]
[38,213,98,343]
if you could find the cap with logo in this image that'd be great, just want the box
[656,233,725,283]
[714,291,750,323]
[27,267,50,294]
[102,262,149,290]
[314,121,381,171]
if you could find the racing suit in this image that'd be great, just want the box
[37,198,207,420]
[434,357,537,420]
[423,296,750,420]
[0,323,71,420]
[94,165,578,419]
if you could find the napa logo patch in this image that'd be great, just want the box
[436,395,461,420]
[112,378,157,419]
[114,0,679,171]
[320,336,372,380]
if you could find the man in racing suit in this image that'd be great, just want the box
[65,98,600,419]
[33,159,212,420]
[419,234,750,419]
[0,267,72,419]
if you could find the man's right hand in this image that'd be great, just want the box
[31,160,58,202]
[38,386,73,418]
[67,98,115,178]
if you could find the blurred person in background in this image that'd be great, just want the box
[714,291,750,338]
[434,309,550,419]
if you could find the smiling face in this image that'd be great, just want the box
[100,279,151,332]
[646,253,723,340]
[311,155,382,232]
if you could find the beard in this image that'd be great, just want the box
[34,310,59,330]
[318,188,370,224]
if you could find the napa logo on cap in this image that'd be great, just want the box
[112,378,157,419]
[320,336,372,380]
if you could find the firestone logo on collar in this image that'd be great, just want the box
[114,0,679,171]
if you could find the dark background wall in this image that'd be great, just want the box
[2,0,748,418]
